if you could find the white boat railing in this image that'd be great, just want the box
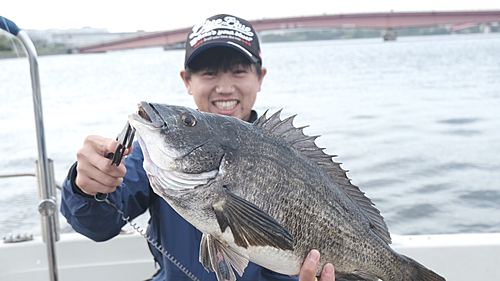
[1,15,59,281]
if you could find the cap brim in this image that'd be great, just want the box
[185,41,259,68]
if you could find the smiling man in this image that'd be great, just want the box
[61,14,334,281]
[180,46,265,122]
[180,15,266,123]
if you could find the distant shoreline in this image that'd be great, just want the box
[1,27,498,59]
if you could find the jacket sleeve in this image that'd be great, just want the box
[60,142,151,242]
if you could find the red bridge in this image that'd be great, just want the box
[79,10,500,53]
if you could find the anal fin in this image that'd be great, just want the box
[199,233,250,281]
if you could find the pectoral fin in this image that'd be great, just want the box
[199,233,249,281]
[213,186,294,251]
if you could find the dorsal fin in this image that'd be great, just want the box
[254,110,392,244]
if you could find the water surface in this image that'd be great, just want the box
[1,33,499,238]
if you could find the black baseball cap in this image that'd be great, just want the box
[184,14,262,68]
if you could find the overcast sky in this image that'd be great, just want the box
[2,0,499,32]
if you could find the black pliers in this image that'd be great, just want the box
[95,121,135,201]
[106,121,136,166]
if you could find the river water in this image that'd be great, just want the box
[0,33,499,238]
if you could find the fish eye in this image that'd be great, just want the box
[182,115,196,127]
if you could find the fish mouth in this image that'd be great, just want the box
[138,104,152,122]
[135,101,164,126]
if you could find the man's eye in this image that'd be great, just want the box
[233,69,247,75]
[203,71,217,76]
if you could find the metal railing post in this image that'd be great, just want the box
[17,29,60,281]
[1,16,59,281]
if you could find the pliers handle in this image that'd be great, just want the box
[106,121,136,166]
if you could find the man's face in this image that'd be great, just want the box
[181,64,266,122]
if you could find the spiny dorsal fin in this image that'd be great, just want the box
[254,110,392,244]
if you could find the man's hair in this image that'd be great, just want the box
[184,47,263,80]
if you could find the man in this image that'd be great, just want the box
[61,14,334,281]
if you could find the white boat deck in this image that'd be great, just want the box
[1,231,499,280]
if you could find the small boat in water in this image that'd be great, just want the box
[1,15,500,281]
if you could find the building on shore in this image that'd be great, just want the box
[24,27,149,51]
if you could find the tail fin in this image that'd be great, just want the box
[406,256,446,281]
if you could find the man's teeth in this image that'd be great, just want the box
[214,101,237,110]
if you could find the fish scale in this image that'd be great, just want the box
[129,102,446,281]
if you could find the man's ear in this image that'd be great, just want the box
[257,67,267,92]
[180,70,193,95]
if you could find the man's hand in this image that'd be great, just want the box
[75,135,133,195]
[298,249,335,281]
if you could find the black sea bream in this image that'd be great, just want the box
[128,102,446,281]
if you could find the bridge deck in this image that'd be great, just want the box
[79,11,500,53]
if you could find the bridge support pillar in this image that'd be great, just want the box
[382,29,397,41]
[480,23,491,34]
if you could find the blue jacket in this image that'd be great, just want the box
[61,142,298,281]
